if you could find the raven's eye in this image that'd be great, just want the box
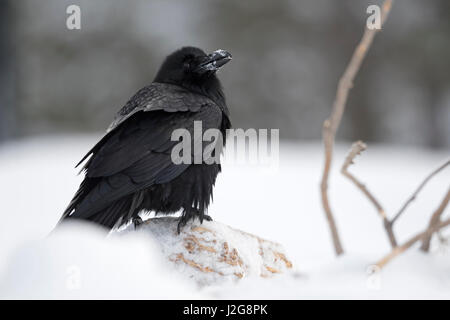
[183,55,194,71]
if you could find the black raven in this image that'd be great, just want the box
[60,47,232,232]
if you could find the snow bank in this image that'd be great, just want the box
[0,222,201,299]
[0,135,449,299]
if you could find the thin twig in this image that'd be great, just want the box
[320,0,394,256]
[376,217,450,269]
[420,187,450,252]
[341,141,398,248]
[341,148,449,250]
[391,160,449,224]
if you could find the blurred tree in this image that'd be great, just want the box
[0,0,16,142]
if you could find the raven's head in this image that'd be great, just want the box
[154,47,232,99]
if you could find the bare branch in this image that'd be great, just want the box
[391,159,449,224]
[341,145,449,253]
[420,187,450,252]
[341,141,398,248]
[376,217,450,269]
[320,0,394,256]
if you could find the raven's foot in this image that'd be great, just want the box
[203,214,213,222]
[177,208,213,234]
[192,208,212,224]
[177,209,195,234]
[177,209,213,234]
[177,214,191,234]
[133,216,143,229]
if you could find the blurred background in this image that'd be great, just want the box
[1,1,450,299]
[1,0,449,148]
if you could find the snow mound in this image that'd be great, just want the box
[0,222,201,299]
[117,217,294,286]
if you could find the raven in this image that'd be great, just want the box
[60,47,232,232]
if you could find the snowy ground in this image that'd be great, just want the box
[0,134,449,299]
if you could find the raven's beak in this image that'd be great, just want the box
[194,49,232,74]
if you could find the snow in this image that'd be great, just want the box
[0,135,449,299]
[117,217,293,286]
[1,222,201,299]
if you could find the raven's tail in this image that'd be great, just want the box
[58,177,137,231]
[60,196,133,230]
[86,196,133,229]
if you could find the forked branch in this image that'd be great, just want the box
[341,145,449,251]
[341,141,397,248]
[376,216,450,269]
[391,160,450,224]
[320,0,394,256]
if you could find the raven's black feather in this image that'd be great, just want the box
[60,46,231,231]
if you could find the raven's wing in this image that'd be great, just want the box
[63,84,223,220]
[107,82,210,132]
[76,83,213,168]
